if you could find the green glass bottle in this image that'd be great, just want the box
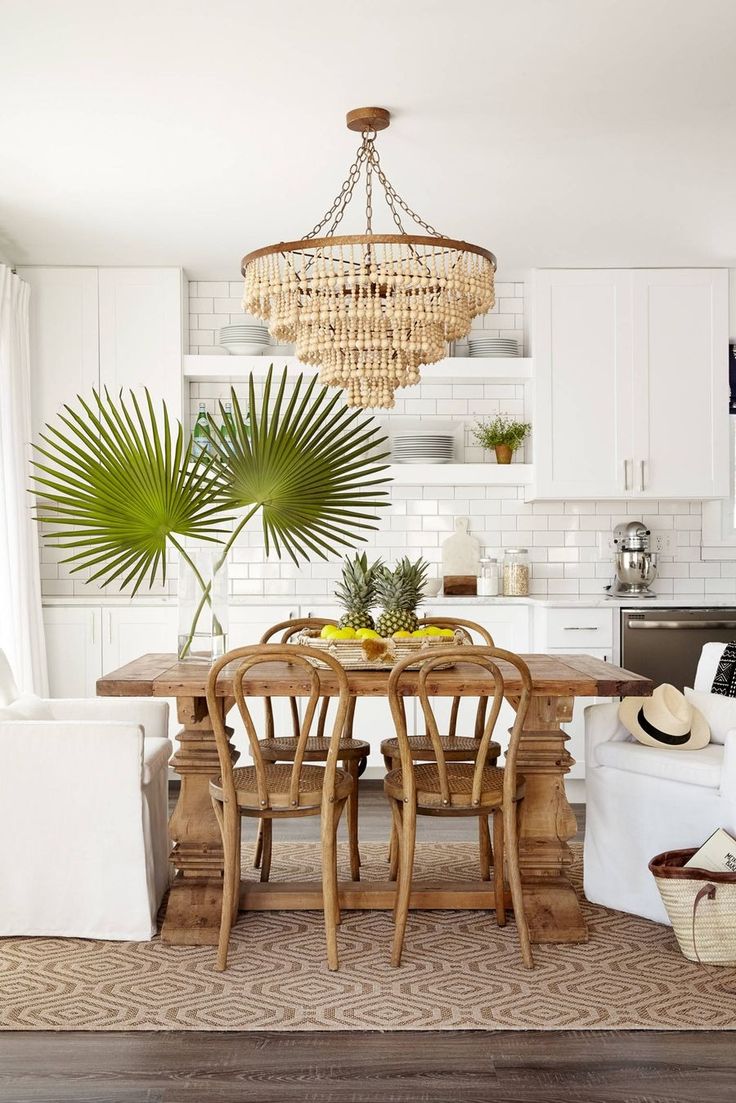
[192,403,210,459]
[222,401,237,453]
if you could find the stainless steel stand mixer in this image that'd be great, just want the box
[607,521,658,597]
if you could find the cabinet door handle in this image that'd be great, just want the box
[639,460,645,492]
[91,615,95,645]
[563,626,598,631]
[107,612,112,644]
[623,459,630,491]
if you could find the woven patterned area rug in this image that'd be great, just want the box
[1,842,733,1031]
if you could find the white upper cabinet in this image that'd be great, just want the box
[98,268,184,421]
[531,268,729,499]
[532,269,634,499]
[630,269,729,498]
[18,266,99,436]
[19,266,185,439]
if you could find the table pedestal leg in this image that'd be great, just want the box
[514,694,587,944]
[162,695,233,945]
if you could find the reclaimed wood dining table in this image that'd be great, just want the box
[97,652,652,947]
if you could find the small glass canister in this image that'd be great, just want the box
[503,548,530,597]
[478,557,499,596]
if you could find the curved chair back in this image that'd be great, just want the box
[415,618,495,740]
[259,617,339,740]
[206,644,351,811]
[387,646,533,807]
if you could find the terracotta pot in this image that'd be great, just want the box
[494,444,513,465]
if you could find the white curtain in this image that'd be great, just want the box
[0,265,47,694]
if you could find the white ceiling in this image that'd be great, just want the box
[2,0,736,278]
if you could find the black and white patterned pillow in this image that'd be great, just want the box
[711,641,736,697]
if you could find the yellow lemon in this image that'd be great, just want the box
[439,628,455,638]
[392,630,411,639]
[320,624,339,639]
[424,625,443,636]
[334,627,356,640]
[411,629,428,638]
[356,628,380,639]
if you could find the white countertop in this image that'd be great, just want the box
[41,593,736,609]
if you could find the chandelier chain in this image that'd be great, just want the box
[303,141,367,240]
[302,130,445,241]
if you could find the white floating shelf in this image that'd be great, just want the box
[386,463,532,485]
[183,355,532,384]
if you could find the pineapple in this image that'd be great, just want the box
[375,556,429,637]
[335,552,382,631]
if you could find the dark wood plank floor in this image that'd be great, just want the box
[1,1029,734,1102]
[2,787,730,1103]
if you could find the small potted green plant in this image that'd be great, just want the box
[472,414,531,465]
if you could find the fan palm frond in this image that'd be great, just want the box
[32,389,229,594]
[206,367,392,563]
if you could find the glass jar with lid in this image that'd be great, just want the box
[502,548,530,597]
[478,557,499,596]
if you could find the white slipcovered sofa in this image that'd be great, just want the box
[584,643,736,924]
[0,650,172,940]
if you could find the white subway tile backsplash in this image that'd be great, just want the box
[38,279,730,604]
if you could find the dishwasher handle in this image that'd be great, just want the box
[626,618,736,631]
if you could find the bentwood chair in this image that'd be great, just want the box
[206,644,352,972]
[385,646,534,969]
[253,618,369,880]
[380,617,501,879]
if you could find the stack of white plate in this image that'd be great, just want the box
[468,337,519,357]
[219,324,270,355]
[392,432,455,464]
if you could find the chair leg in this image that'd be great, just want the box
[386,756,398,866]
[505,798,534,969]
[321,797,341,971]
[259,819,273,883]
[213,799,239,972]
[388,797,403,883]
[232,818,242,924]
[391,798,416,968]
[492,809,506,927]
[346,759,361,881]
[479,816,491,881]
[253,819,263,868]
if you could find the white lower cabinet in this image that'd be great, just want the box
[43,605,102,698]
[533,605,615,793]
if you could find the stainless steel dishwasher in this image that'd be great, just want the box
[621,607,736,691]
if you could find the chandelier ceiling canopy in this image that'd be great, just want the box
[242,107,496,408]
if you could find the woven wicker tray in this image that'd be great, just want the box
[293,629,461,670]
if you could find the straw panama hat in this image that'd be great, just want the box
[618,683,710,750]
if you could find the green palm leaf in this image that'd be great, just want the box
[206,367,392,563]
[32,389,229,594]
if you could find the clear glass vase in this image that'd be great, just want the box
[177,547,229,663]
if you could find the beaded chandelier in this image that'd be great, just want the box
[241,107,496,409]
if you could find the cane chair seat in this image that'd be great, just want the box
[209,763,353,811]
[381,734,501,762]
[384,762,525,810]
[260,736,369,762]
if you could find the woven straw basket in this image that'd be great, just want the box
[649,848,736,966]
[293,629,461,671]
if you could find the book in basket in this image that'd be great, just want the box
[684,827,736,874]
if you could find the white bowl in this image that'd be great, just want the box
[422,578,443,597]
[221,342,268,355]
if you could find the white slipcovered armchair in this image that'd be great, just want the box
[0,650,172,940]
[584,643,736,923]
